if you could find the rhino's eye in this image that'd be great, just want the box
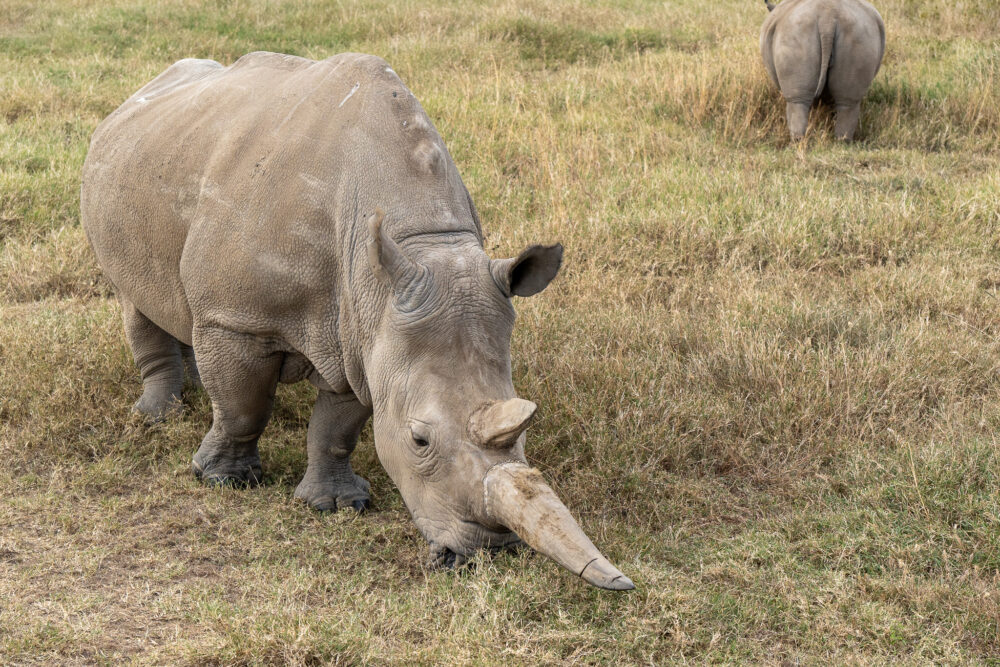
[410,424,431,448]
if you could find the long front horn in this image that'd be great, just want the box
[483,462,634,590]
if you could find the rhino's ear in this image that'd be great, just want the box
[367,208,425,290]
[490,243,563,297]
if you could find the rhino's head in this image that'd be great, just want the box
[362,210,633,591]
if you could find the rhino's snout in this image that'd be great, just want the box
[415,400,634,590]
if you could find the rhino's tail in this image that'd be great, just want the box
[814,17,835,99]
[764,0,775,11]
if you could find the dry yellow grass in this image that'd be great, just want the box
[2,0,1000,663]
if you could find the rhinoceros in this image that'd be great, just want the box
[80,51,633,590]
[760,0,885,140]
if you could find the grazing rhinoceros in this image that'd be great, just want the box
[760,0,885,140]
[80,52,633,590]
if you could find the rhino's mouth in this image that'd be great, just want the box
[428,538,524,570]
[425,520,523,570]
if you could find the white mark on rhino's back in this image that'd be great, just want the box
[299,172,324,188]
[338,82,360,108]
[274,60,345,133]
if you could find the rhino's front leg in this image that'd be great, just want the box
[190,326,282,487]
[294,391,372,512]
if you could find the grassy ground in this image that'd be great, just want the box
[2,0,1000,663]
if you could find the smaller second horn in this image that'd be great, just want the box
[468,399,536,449]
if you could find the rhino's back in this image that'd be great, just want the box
[82,52,468,349]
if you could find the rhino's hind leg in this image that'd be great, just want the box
[121,298,184,420]
[785,100,811,141]
[834,102,862,142]
[294,391,372,512]
[190,326,282,487]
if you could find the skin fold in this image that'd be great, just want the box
[81,52,632,589]
[760,0,885,141]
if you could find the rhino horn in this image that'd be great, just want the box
[468,399,536,449]
[366,208,426,289]
[483,462,635,591]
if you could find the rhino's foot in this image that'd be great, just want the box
[192,444,263,488]
[294,471,371,513]
[131,388,183,423]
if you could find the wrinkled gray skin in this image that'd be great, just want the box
[81,52,633,590]
[761,0,885,141]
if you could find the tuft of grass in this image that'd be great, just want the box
[2,0,1000,663]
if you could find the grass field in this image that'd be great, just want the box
[2,0,1000,663]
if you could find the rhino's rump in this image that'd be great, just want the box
[761,0,884,105]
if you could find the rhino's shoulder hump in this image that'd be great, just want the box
[223,51,399,110]
[323,52,392,72]
[298,53,400,95]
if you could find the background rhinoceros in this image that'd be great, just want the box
[80,51,632,590]
[760,0,885,140]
